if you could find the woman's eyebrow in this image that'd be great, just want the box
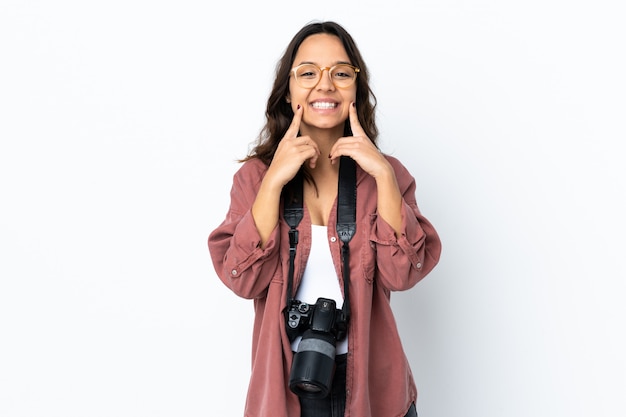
[295,60,352,66]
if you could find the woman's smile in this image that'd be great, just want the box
[310,100,338,110]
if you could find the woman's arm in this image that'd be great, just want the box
[208,160,282,299]
[370,157,442,291]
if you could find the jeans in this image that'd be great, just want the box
[299,354,418,417]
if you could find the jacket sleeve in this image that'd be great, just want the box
[208,161,282,299]
[370,156,442,291]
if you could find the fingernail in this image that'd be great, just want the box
[297,104,301,110]
[352,102,356,107]
[328,153,332,159]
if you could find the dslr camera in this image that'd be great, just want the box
[285,297,348,398]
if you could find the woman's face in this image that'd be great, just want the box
[287,34,357,135]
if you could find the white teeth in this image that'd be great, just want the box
[311,102,337,109]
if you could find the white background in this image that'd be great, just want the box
[1,1,625,416]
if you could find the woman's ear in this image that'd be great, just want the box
[286,95,291,104]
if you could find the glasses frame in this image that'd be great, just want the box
[290,63,360,89]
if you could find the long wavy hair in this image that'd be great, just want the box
[242,21,378,164]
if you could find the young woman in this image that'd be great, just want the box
[208,21,441,417]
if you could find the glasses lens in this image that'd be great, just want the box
[294,65,321,88]
[331,65,357,87]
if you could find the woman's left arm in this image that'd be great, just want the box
[371,157,442,291]
[329,103,442,290]
[330,103,404,234]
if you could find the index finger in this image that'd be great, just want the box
[285,104,303,138]
[349,102,367,137]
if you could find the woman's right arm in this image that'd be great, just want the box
[251,168,284,248]
[252,104,319,247]
[210,106,319,297]
[208,160,283,299]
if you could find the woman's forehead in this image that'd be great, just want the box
[294,34,349,64]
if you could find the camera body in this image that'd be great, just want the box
[286,297,348,398]
[286,297,347,342]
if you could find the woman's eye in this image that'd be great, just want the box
[332,67,354,79]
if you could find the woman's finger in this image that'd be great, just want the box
[349,102,367,138]
[285,104,303,139]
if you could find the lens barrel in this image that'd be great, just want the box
[289,329,337,398]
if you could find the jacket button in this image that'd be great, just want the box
[330,236,337,242]
[415,262,422,269]
[231,269,238,276]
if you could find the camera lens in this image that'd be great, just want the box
[295,382,322,393]
[289,329,336,399]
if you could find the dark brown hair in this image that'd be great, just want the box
[243,21,378,164]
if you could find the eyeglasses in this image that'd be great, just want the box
[290,64,360,89]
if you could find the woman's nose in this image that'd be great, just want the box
[315,68,336,91]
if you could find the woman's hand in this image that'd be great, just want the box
[265,104,321,189]
[329,102,391,179]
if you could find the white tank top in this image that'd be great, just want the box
[290,225,349,354]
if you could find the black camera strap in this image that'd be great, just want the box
[283,156,357,325]
[284,169,304,309]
